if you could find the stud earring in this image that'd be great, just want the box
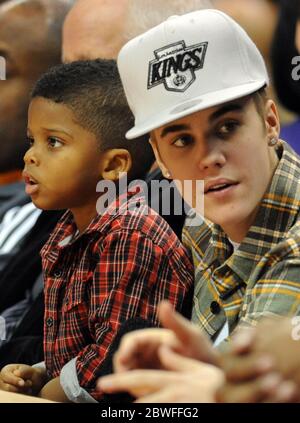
[268,137,278,147]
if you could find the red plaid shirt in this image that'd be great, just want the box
[41,192,193,400]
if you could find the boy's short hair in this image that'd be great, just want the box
[31,59,155,181]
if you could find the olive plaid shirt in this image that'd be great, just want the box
[183,141,300,347]
[41,191,193,401]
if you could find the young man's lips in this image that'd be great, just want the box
[205,182,239,198]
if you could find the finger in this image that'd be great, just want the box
[98,370,179,397]
[114,329,175,373]
[0,382,22,394]
[217,373,282,403]
[264,381,300,403]
[13,366,35,380]
[158,301,198,344]
[135,388,180,403]
[2,369,26,387]
[230,327,257,355]
[158,301,217,364]
[222,353,275,382]
[158,345,205,372]
[113,330,160,373]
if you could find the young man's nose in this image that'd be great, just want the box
[196,143,226,171]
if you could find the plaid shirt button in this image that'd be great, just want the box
[46,317,54,327]
[210,301,221,315]
[54,270,62,278]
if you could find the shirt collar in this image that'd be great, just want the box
[41,186,147,262]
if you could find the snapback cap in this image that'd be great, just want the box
[117,9,269,139]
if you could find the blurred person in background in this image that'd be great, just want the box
[271,0,300,153]
[0,0,72,204]
[62,0,129,62]
[0,0,73,368]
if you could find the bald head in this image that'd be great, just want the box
[63,0,129,62]
[0,0,74,78]
[0,0,74,172]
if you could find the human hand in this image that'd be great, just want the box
[217,319,300,402]
[0,364,47,395]
[99,345,224,402]
[114,300,219,373]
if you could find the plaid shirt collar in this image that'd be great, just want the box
[196,141,300,285]
[43,188,146,264]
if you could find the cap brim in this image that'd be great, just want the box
[126,80,267,139]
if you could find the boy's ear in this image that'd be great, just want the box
[101,149,132,181]
[264,99,280,141]
[149,136,171,179]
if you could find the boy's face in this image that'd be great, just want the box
[24,97,105,212]
[151,96,279,241]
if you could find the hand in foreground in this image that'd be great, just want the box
[98,345,224,402]
[0,364,47,395]
[218,318,300,403]
[113,300,219,374]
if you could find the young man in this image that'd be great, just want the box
[97,9,300,402]
[0,60,193,402]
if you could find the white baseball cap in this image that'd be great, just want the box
[117,9,269,139]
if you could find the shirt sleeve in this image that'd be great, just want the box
[73,229,193,400]
[60,358,97,403]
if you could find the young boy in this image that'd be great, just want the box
[0,60,194,402]
[97,10,300,401]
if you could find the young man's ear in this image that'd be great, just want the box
[264,99,280,141]
[149,135,171,179]
[101,149,132,181]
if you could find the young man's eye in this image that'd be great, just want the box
[171,135,193,148]
[48,137,63,148]
[216,121,240,138]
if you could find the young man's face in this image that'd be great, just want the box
[151,96,279,242]
[24,97,104,212]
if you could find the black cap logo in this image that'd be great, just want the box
[148,40,208,93]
